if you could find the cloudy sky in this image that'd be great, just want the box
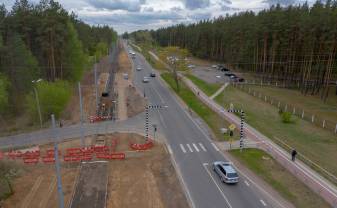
[2,0,318,33]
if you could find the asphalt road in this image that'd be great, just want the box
[126,42,287,208]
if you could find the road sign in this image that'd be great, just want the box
[229,124,236,131]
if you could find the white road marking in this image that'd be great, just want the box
[180,144,187,153]
[186,144,193,152]
[167,145,173,154]
[211,143,220,151]
[199,143,207,152]
[192,143,200,152]
[244,180,250,186]
[260,199,267,207]
[153,85,165,103]
[158,111,168,128]
[203,163,233,208]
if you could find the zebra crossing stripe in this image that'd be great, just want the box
[192,143,200,152]
[186,144,193,152]
[198,143,207,152]
[180,144,186,153]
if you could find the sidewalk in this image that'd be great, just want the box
[181,75,337,207]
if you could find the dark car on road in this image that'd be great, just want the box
[213,161,239,184]
[150,72,156,77]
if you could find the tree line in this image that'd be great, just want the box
[0,0,117,121]
[131,1,337,101]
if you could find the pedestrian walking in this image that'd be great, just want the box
[291,149,297,162]
[59,120,63,128]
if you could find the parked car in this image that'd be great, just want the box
[150,72,156,77]
[219,67,229,72]
[213,161,239,184]
[237,77,245,82]
[143,77,150,83]
[224,71,234,76]
[212,65,218,68]
[187,64,195,68]
[136,67,142,71]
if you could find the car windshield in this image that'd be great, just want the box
[227,173,238,178]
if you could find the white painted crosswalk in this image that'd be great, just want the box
[179,143,213,153]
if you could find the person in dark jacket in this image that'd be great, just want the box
[291,149,297,162]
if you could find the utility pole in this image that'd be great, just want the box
[78,82,85,147]
[32,79,43,128]
[94,56,98,114]
[33,87,43,128]
[51,114,64,208]
[227,109,245,152]
[145,105,168,141]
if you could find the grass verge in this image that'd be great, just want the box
[161,73,238,141]
[230,149,330,208]
[248,85,337,122]
[215,85,337,182]
[185,73,221,96]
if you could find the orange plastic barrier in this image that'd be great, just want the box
[89,115,112,123]
[42,157,55,163]
[23,158,39,164]
[96,153,125,160]
[130,140,154,151]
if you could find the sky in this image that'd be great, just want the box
[1,0,318,34]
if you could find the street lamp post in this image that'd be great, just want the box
[32,79,43,128]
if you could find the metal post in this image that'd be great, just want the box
[94,56,98,113]
[293,107,296,115]
[264,95,267,102]
[335,124,337,134]
[322,120,325,128]
[145,106,149,141]
[312,115,315,123]
[33,87,43,128]
[302,110,304,119]
[78,82,85,147]
[285,104,288,112]
[51,114,64,208]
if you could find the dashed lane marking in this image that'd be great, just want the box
[260,199,267,207]
[211,143,220,151]
[167,145,173,154]
[186,144,193,152]
[192,143,200,152]
[199,143,207,152]
[180,144,187,153]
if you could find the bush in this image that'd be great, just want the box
[281,112,292,123]
[26,80,71,122]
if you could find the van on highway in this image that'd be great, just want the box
[213,161,239,184]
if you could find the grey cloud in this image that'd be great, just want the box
[86,0,146,12]
[184,0,210,10]
[81,11,184,26]
[143,7,154,12]
[188,12,211,20]
[262,0,296,6]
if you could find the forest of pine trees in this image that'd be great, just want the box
[142,1,337,101]
[0,0,117,119]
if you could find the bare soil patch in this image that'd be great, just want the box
[2,133,188,208]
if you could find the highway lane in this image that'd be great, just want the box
[127,43,287,208]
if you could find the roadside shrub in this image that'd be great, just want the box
[281,112,292,123]
[26,80,71,122]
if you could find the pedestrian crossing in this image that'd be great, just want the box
[179,142,219,153]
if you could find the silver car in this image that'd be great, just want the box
[213,161,239,184]
[143,77,149,83]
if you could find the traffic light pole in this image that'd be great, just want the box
[227,109,245,151]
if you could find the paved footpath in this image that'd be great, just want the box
[181,75,337,207]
